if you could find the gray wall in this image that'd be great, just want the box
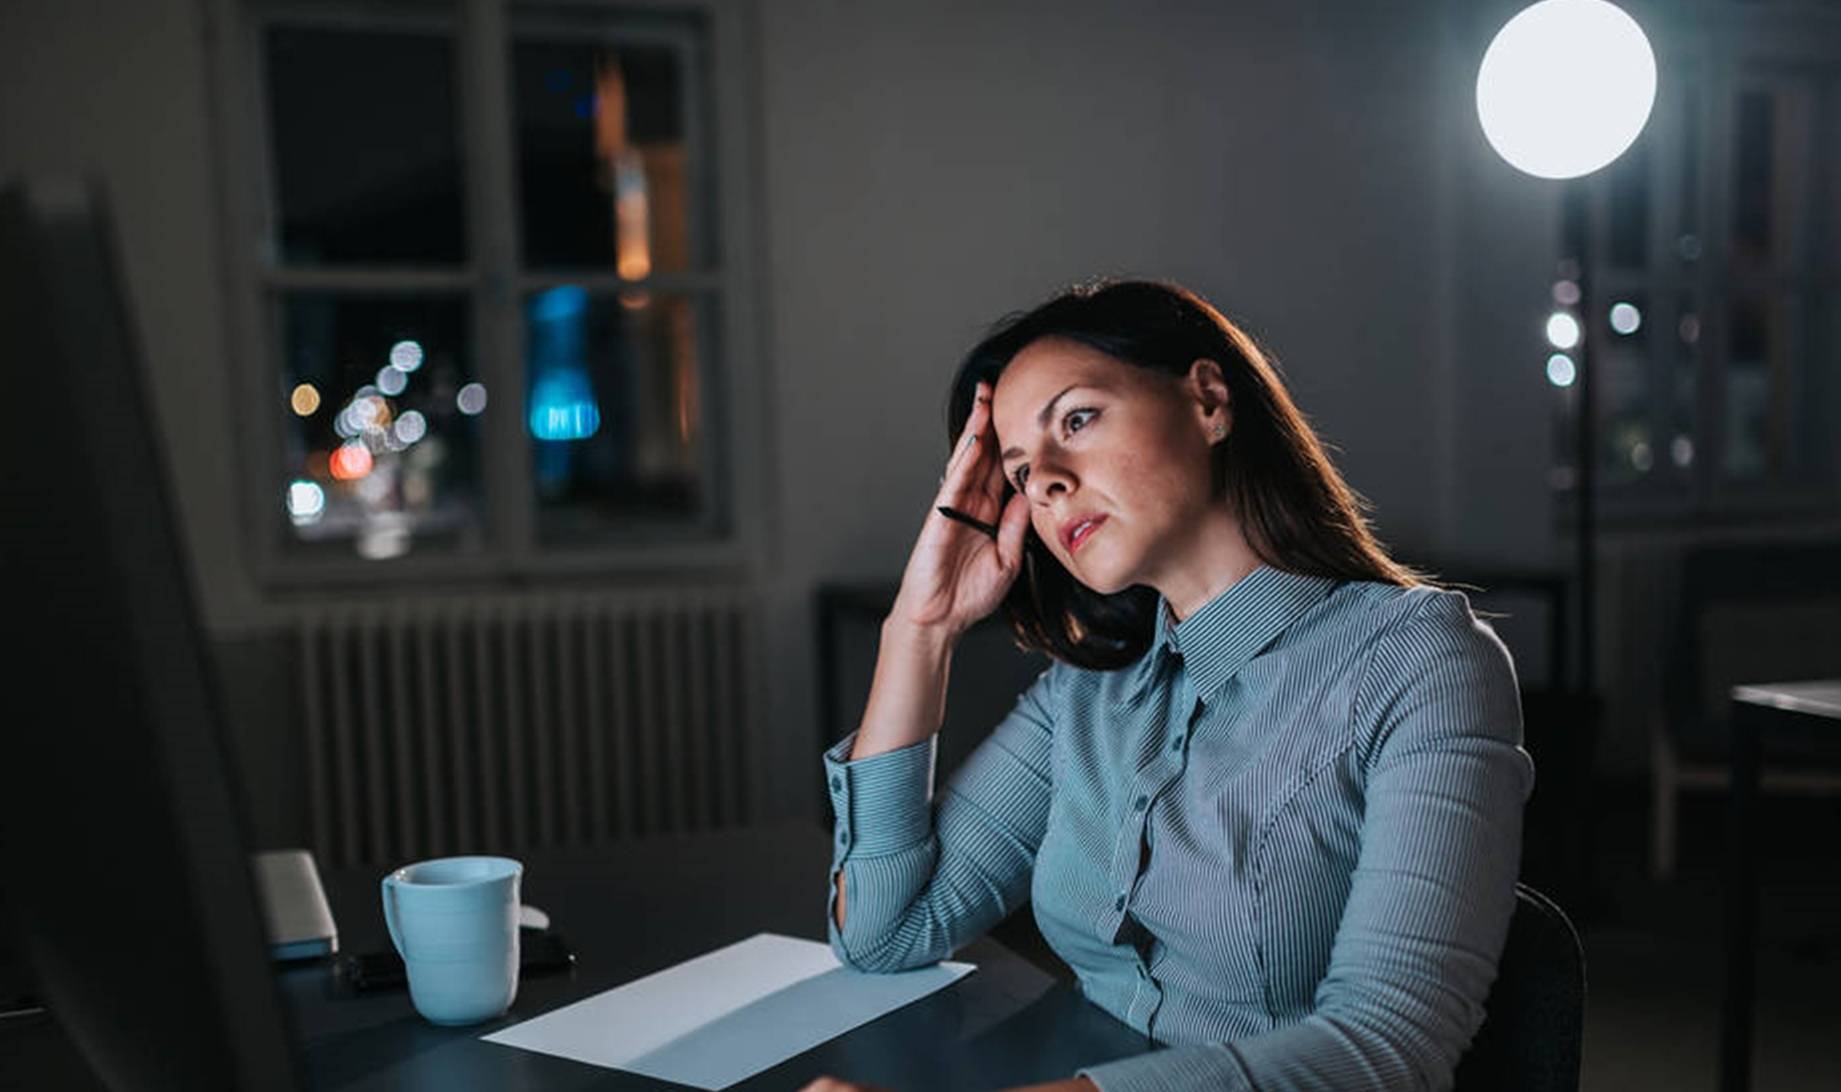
[1,0,261,630]
[2,0,1569,844]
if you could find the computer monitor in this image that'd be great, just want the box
[0,178,301,1091]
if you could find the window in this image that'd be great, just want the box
[1550,1,1841,525]
[212,0,764,579]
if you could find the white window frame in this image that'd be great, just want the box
[205,0,771,587]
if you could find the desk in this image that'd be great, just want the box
[286,823,1154,1090]
[1719,680,1841,1092]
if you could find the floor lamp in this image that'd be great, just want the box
[1475,0,1656,698]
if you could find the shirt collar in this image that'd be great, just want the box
[1130,565,1339,702]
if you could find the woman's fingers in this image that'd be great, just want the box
[796,1079,893,1092]
[980,436,1013,509]
[996,489,1031,573]
[937,382,994,508]
[954,383,992,477]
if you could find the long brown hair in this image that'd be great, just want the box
[947,278,1423,670]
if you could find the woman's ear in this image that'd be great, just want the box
[1188,358,1232,440]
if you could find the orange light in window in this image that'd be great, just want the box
[290,383,321,416]
[594,57,652,282]
[330,441,373,481]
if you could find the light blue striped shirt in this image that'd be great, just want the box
[822,565,1534,1091]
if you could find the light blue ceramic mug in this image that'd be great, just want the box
[380,856,523,1026]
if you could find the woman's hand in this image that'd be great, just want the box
[796,1077,894,1092]
[887,379,1032,640]
[797,1076,1095,1092]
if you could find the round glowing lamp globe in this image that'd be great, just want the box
[1476,0,1656,179]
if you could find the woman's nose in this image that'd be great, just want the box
[1026,460,1074,504]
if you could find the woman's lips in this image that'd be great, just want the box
[1068,515,1107,553]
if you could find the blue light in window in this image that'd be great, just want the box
[529,370,601,441]
[532,284,588,323]
[527,286,600,442]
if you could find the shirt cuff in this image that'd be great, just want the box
[1077,1043,1246,1092]
[822,731,937,859]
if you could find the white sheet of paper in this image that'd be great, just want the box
[480,933,975,1090]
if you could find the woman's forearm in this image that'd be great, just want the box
[833,617,955,932]
[848,617,955,760]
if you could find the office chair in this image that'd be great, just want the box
[1453,883,1586,1092]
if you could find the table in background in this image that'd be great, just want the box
[1719,680,1841,1092]
[285,823,1153,1091]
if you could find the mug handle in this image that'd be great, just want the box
[381,874,405,957]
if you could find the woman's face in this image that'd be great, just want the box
[990,336,1228,596]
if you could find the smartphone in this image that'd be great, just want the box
[338,930,577,993]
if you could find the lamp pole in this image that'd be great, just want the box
[1570,184,1595,697]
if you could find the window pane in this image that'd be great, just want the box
[1723,295,1775,480]
[1606,135,1650,270]
[523,287,713,542]
[1731,89,1772,269]
[265,25,467,265]
[1675,82,1703,267]
[1720,292,1831,486]
[1730,79,1817,274]
[278,294,485,558]
[1666,290,1701,481]
[512,30,699,272]
[1829,77,1841,275]
[1598,291,1654,486]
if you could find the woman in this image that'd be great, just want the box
[804,279,1533,1092]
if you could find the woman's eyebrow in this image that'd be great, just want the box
[999,383,1096,461]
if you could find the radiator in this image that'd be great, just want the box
[293,589,764,869]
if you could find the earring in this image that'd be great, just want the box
[1212,424,1226,440]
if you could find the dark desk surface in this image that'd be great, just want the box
[287,823,1155,1091]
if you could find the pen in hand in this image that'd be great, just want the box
[936,506,999,540]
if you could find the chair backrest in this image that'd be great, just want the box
[1664,541,1841,755]
[1453,883,1585,1092]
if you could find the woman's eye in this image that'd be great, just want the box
[1011,410,1095,490]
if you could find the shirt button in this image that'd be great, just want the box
[838,828,849,844]
[1170,737,1182,752]
[830,775,842,791]
[1114,893,1126,911]
[1133,794,1149,811]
